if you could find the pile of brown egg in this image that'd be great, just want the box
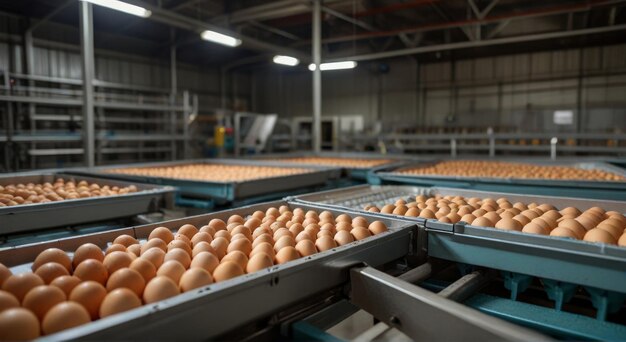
[279,157,394,168]
[107,164,313,182]
[365,195,626,246]
[398,160,625,182]
[0,179,138,207]
[0,206,388,339]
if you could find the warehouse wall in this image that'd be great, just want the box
[0,12,250,111]
[252,43,626,133]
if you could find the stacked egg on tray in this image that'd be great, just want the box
[106,164,313,182]
[397,160,625,181]
[365,195,626,246]
[0,179,138,207]
[276,157,393,168]
[0,206,388,339]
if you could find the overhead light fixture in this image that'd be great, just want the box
[308,61,357,71]
[273,55,299,66]
[80,0,151,18]
[200,30,242,47]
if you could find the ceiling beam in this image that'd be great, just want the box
[28,0,73,32]
[328,23,626,62]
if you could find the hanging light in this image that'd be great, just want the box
[308,61,357,71]
[80,0,151,18]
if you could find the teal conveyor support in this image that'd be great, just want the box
[465,293,626,341]
[542,280,578,311]
[502,272,533,300]
[585,287,626,321]
[174,194,214,209]
[292,322,345,342]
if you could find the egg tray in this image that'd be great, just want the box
[289,185,626,295]
[67,158,341,203]
[250,151,414,181]
[373,160,626,201]
[0,200,417,340]
[0,173,175,235]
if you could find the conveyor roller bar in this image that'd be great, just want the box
[350,266,551,341]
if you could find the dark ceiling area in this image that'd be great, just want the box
[0,0,624,67]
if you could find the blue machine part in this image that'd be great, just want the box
[502,272,534,301]
[585,287,626,321]
[466,293,626,340]
[292,322,345,342]
[542,279,578,311]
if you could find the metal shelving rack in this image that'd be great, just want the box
[0,71,197,171]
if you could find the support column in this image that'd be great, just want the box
[170,42,177,160]
[79,1,95,167]
[312,0,322,153]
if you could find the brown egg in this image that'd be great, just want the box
[50,276,81,297]
[618,233,626,247]
[32,248,72,273]
[69,281,107,320]
[99,288,142,318]
[252,234,274,249]
[191,232,212,247]
[350,227,372,240]
[315,236,337,252]
[103,251,133,275]
[211,237,229,259]
[368,221,388,235]
[141,247,166,269]
[143,276,180,304]
[557,219,586,239]
[542,210,562,221]
[275,246,300,264]
[208,218,227,231]
[164,249,191,269]
[177,224,198,240]
[494,218,522,231]
[245,218,262,230]
[105,244,127,255]
[0,308,40,340]
[179,268,213,292]
[173,234,192,246]
[560,207,581,217]
[113,234,139,247]
[419,209,436,219]
[317,230,333,239]
[129,258,156,283]
[127,244,141,257]
[550,227,579,239]
[41,302,91,335]
[304,223,321,236]
[141,238,167,254]
[576,215,600,230]
[190,252,220,274]
[227,238,253,256]
[192,241,216,258]
[295,231,313,243]
[596,222,623,240]
[483,212,501,225]
[273,228,293,241]
[472,209,487,217]
[294,239,316,257]
[34,262,69,284]
[149,227,174,244]
[1,273,44,302]
[447,213,461,223]
[212,261,244,282]
[167,240,193,257]
[230,226,252,241]
[250,242,276,259]
[244,253,273,274]
[584,229,617,245]
[0,290,19,313]
[22,285,66,320]
[438,216,452,223]
[459,214,477,224]
[199,225,216,237]
[522,222,548,235]
[274,235,296,252]
[72,243,104,268]
[157,260,186,283]
[335,222,352,232]
[521,210,540,220]
[228,214,245,225]
[106,268,145,297]
[530,217,551,230]
[471,217,493,227]
[334,230,355,246]
[221,251,249,270]
[512,214,531,226]
[0,264,11,288]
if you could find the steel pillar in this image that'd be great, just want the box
[79,1,95,167]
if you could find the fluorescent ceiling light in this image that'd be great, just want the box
[308,61,357,71]
[200,30,242,47]
[80,0,151,18]
[273,55,299,66]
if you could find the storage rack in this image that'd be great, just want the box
[0,71,197,171]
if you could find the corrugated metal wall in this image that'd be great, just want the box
[253,44,626,133]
